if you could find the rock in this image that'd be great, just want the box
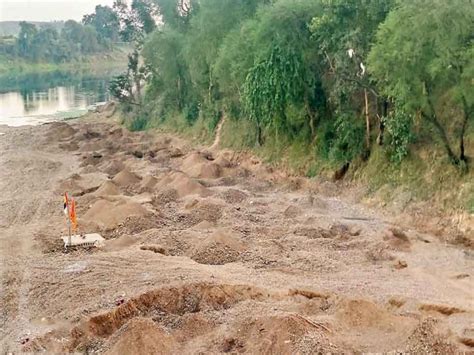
[394,260,408,269]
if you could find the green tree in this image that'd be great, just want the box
[17,22,38,59]
[83,5,120,45]
[143,27,194,113]
[240,0,323,144]
[309,0,394,154]
[368,0,473,167]
[31,27,59,61]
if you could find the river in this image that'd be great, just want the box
[0,69,119,127]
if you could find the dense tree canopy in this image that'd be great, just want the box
[112,0,472,170]
[368,0,473,166]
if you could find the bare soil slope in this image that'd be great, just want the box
[0,114,473,353]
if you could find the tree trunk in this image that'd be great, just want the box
[304,98,316,139]
[424,82,460,166]
[135,76,141,102]
[422,111,459,165]
[459,94,470,163]
[377,99,388,146]
[256,123,262,147]
[364,89,370,150]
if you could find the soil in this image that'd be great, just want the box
[1,114,473,354]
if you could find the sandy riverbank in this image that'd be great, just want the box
[0,111,473,353]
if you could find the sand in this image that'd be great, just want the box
[112,169,141,186]
[1,113,473,354]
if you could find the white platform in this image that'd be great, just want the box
[62,233,105,247]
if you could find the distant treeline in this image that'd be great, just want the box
[0,21,64,37]
[0,4,125,63]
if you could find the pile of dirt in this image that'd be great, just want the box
[233,314,335,354]
[190,230,246,265]
[152,188,179,206]
[214,155,232,168]
[107,214,165,238]
[79,154,104,168]
[112,169,141,187]
[385,228,412,251]
[95,181,121,196]
[46,122,76,140]
[57,177,83,195]
[405,318,457,353]
[335,299,405,330]
[181,153,222,179]
[284,205,303,218]
[156,172,211,198]
[79,141,107,152]
[221,189,248,204]
[105,318,176,355]
[140,176,158,192]
[57,173,104,196]
[83,199,148,230]
[181,152,207,170]
[366,242,396,262]
[188,200,224,224]
[99,160,126,176]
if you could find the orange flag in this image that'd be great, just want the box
[70,197,77,233]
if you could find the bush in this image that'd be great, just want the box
[328,113,365,163]
[383,108,413,163]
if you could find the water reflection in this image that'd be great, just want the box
[0,69,118,126]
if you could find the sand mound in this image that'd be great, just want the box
[191,230,246,265]
[182,152,208,167]
[57,178,83,195]
[108,215,164,238]
[199,162,222,179]
[83,199,148,229]
[181,153,222,179]
[214,155,232,168]
[79,154,103,168]
[189,200,224,223]
[57,173,105,196]
[105,318,176,355]
[99,160,125,176]
[79,141,107,152]
[284,205,303,218]
[140,176,158,191]
[47,122,76,140]
[192,220,215,230]
[153,188,179,205]
[336,299,397,328]
[95,181,121,196]
[156,172,211,198]
[405,318,457,353]
[113,169,141,187]
[235,315,336,354]
[221,189,248,204]
[385,228,412,251]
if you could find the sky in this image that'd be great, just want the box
[0,0,116,22]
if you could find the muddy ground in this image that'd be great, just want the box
[0,112,473,354]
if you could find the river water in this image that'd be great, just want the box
[0,69,119,127]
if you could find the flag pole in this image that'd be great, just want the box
[65,192,71,249]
